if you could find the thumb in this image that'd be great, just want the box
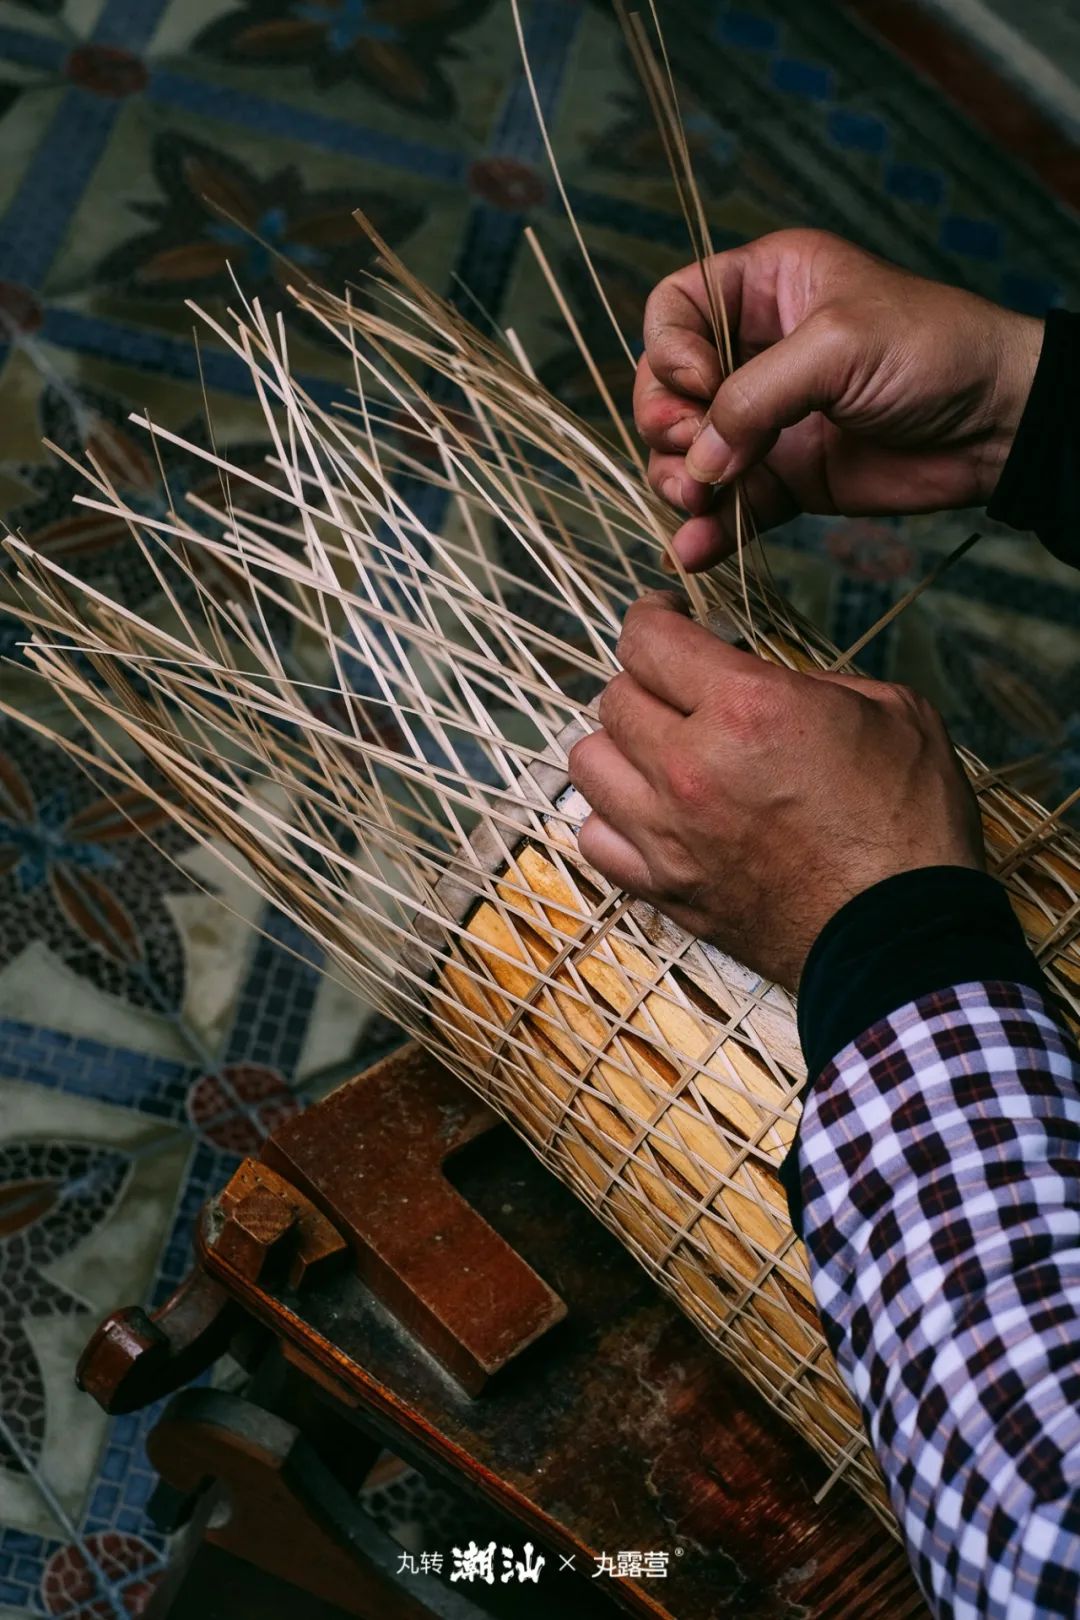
[684,308,875,485]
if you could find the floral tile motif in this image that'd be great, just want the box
[0,1081,191,1544]
[193,0,496,117]
[92,131,425,332]
[0,0,1078,1612]
[41,1532,162,1618]
[536,250,653,424]
[4,381,289,597]
[0,729,192,1016]
[0,1139,130,1476]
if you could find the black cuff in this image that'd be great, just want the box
[796,865,1045,1081]
[987,309,1080,566]
[779,866,1048,1235]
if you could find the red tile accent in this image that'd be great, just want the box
[840,0,1080,211]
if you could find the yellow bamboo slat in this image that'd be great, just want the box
[438,832,893,1519]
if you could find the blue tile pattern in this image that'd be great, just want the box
[0,1529,48,1616]
[0,1020,195,1119]
[224,914,323,1071]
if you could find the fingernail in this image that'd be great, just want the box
[660,548,677,574]
[671,364,706,397]
[685,422,732,484]
[664,414,703,451]
[659,475,683,508]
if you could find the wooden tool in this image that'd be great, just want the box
[80,1043,928,1620]
[262,1047,567,1395]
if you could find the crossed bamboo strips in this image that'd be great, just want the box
[5,237,1079,1535]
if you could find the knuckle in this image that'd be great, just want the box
[646,452,670,497]
[877,683,955,756]
[807,301,858,354]
[655,843,698,894]
[577,816,618,884]
[576,811,602,862]
[717,674,784,742]
[662,746,711,810]
[644,269,682,329]
[883,678,916,707]
[616,611,645,669]
[778,226,848,265]
[711,373,755,438]
[881,680,934,722]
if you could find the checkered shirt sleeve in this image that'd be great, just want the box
[799,980,1080,1620]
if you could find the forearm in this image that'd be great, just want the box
[789,874,1080,1617]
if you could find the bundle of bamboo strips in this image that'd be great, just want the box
[5,5,1080,1535]
[6,248,1080,1530]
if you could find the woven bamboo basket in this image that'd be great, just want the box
[6,232,1080,1540]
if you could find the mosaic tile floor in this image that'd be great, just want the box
[0,1,1079,1613]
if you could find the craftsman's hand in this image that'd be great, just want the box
[635,229,1043,570]
[569,593,984,989]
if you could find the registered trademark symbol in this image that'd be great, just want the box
[674,1548,685,1557]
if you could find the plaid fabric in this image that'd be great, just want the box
[800,981,1080,1619]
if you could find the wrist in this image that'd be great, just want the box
[796,865,1046,1084]
[781,866,1050,1238]
[975,311,1044,503]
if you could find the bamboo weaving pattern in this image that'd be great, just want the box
[5,7,1080,1535]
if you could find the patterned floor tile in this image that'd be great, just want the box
[0,1081,190,1537]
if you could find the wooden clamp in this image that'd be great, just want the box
[260,1045,567,1395]
[77,1161,347,1414]
[206,1157,350,1291]
[79,1050,566,1410]
[77,1222,241,1416]
[147,1387,491,1620]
